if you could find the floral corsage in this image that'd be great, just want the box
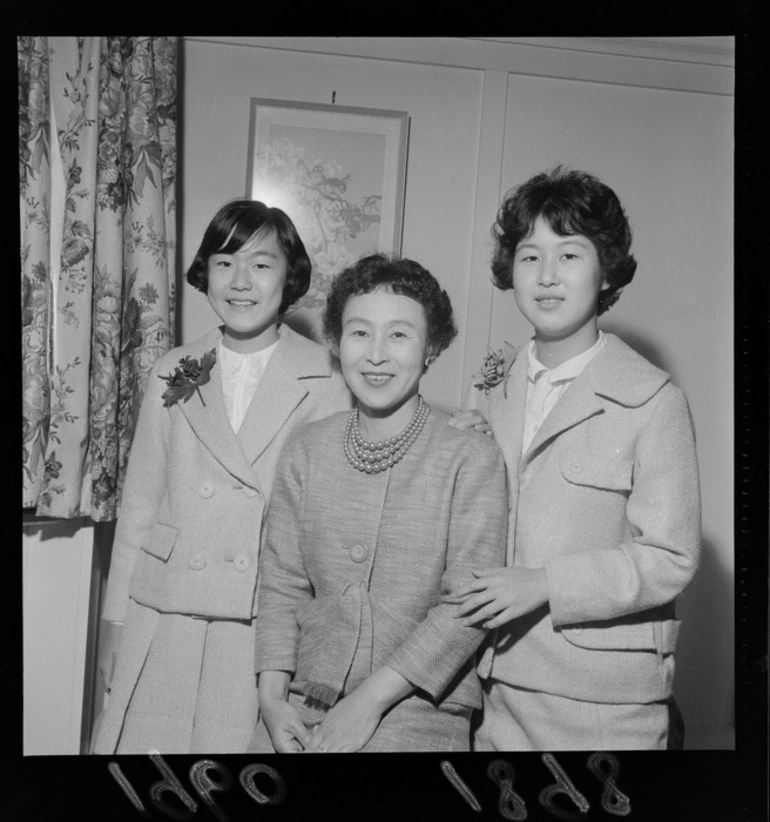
[472,342,516,397]
[159,349,217,408]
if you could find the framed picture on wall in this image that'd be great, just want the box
[246,98,410,328]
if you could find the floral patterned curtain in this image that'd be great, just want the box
[20,36,177,521]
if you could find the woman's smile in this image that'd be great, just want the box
[533,294,564,309]
[226,298,259,310]
[360,371,395,386]
[339,289,429,436]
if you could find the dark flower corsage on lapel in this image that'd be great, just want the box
[472,342,516,397]
[159,348,217,408]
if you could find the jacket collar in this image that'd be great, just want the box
[236,324,332,464]
[178,323,333,379]
[582,332,670,407]
[175,324,333,482]
[492,332,670,462]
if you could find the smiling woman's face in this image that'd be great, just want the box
[206,230,287,353]
[339,288,428,426]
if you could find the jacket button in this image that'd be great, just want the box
[198,481,214,498]
[188,553,207,570]
[349,542,369,563]
[233,554,251,571]
[242,486,259,498]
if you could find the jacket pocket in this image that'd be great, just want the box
[141,522,179,561]
[559,449,634,492]
[561,618,681,653]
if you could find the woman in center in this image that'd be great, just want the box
[249,253,508,753]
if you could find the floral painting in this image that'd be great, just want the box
[247,100,409,317]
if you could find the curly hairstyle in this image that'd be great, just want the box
[491,165,637,315]
[323,253,457,358]
[185,199,311,315]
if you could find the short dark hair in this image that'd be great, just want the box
[491,165,637,315]
[185,199,311,315]
[323,253,457,358]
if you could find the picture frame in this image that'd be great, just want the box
[246,98,410,324]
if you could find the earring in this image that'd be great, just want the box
[424,356,436,368]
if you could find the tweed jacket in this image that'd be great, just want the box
[101,324,351,623]
[476,333,701,704]
[254,408,509,711]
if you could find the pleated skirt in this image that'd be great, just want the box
[92,597,259,754]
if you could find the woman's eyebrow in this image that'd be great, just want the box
[556,236,591,247]
[250,250,279,258]
[343,317,418,329]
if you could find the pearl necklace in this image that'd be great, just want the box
[343,396,431,474]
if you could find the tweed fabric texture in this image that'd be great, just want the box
[254,407,509,728]
[102,324,351,624]
[93,600,261,753]
[474,679,668,751]
[477,333,701,712]
[94,324,351,753]
[250,690,472,753]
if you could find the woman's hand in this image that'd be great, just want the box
[445,567,549,628]
[258,671,311,752]
[304,665,413,753]
[260,696,312,753]
[448,409,492,437]
[304,688,383,753]
[97,620,123,693]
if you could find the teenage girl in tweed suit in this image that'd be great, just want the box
[92,200,350,754]
[450,167,701,750]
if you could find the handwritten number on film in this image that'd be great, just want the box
[108,750,628,819]
[108,751,286,821]
[441,752,631,818]
[587,752,631,816]
[487,758,529,820]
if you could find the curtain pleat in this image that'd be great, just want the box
[20,36,53,510]
[20,36,177,520]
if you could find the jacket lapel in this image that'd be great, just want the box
[488,351,527,567]
[520,333,661,461]
[524,333,670,460]
[237,325,332,466]
[176,330,258,487]
[523,376,604,461]
[490,349,528,476]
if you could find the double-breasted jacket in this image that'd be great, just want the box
[101,324,352,624]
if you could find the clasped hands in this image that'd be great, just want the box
[443,566,549,629]
[262,679,394,754]
[262,664,412,753]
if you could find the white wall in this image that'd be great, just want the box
[179,36,735,749]
[23,519,95,755]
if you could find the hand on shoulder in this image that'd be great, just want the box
[447,408,492,438]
